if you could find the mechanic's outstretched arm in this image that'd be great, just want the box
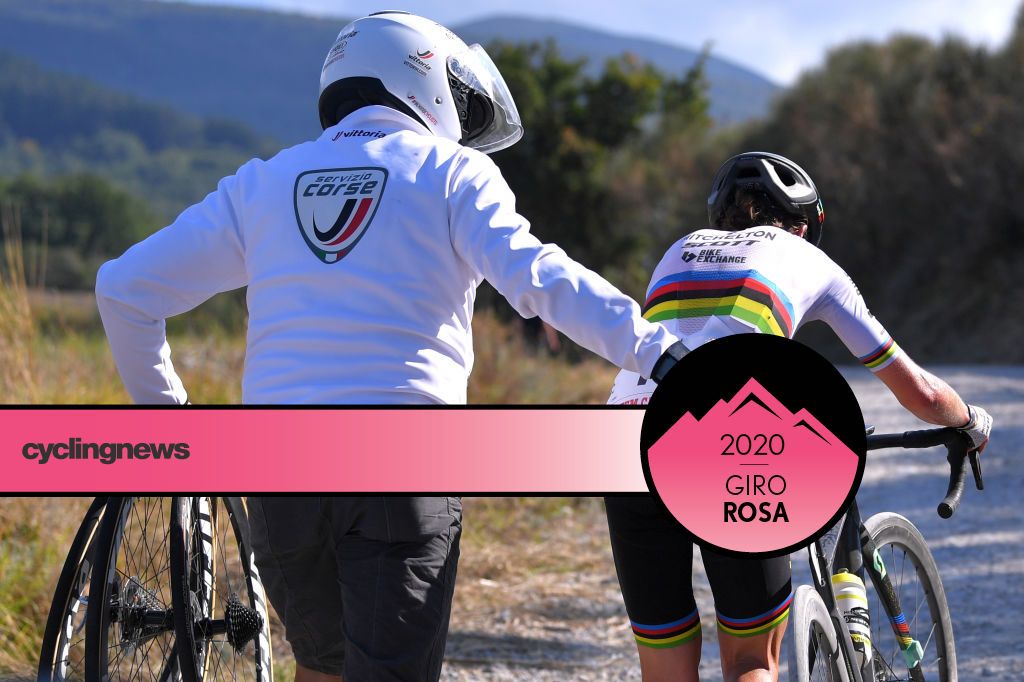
[875,354,992,452]
[447,150,685,381]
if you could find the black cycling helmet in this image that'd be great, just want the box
[707,151,824,246]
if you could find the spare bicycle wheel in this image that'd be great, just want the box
[84,497,181,682]
[38,497,107,682]
[170,497,273,682]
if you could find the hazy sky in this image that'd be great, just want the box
[177,0,1021,83]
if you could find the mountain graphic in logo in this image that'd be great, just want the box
[648,378,861,553]
[682,251,697,263]
[725,385,831,444]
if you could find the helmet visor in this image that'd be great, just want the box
[447,44,523,154]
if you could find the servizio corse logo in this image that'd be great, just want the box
[294,167,388,264]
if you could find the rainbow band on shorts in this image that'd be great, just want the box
[717,591,792,637]
[630,609,702,648]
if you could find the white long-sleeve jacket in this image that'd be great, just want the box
[96,106,679,404]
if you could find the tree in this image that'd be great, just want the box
[735,31,1024,362]
[0,172,156,288]
[487,40,712,292]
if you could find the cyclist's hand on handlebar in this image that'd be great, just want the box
[957,404,992,453]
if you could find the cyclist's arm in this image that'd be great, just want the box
[873,355,970,427]
[95,164,251,404]
[809,264,975,429]
[446,150,682,379]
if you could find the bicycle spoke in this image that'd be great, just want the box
[209,645,228,680]
[920,621,937,659]
[875,646,900,680]
[136,640,158,682]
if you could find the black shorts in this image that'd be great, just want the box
[249,496,461,680]
[605,496,792,648]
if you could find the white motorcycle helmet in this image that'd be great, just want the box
[318,11,523,154]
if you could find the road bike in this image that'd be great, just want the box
[38,497,272,682]
[788,426,984,682]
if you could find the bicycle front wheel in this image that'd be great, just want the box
[788,584,849,682]
[863,512,956,681]
[170,497,273,682]
[38,497,107,682]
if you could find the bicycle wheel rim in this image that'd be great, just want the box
[38,497,107,682]
[171,497,273,682]
[87,497,180,682]
[864,513,956,682]
[789,585,847,682]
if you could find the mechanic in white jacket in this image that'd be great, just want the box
[96,11,687,682]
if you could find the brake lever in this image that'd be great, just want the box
[969,450,984,491]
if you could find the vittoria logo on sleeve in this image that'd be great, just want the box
[293,167,388,264]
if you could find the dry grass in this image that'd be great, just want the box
[0,207,38,403]
[0,497,615,679]
[0,286,619,406]
[452,497,618,637]
[0,498,93,676]
[468,316,619,405]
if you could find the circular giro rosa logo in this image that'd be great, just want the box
[642,335,865,557]
[294,167,388,263]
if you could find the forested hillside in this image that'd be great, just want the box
[0,51,275,288]
[0,51,276,218]
[0,0,776,143]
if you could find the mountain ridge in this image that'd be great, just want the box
[0,49,277,219]
[456,15,778,123]
[0,0,778,144]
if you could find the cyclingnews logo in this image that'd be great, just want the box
[22,438,191,465]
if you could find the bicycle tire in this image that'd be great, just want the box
[863,512,957,682]
[170,497,273,682]
[38,497,107,682]
[84,497,181,682]
[788,585,850,682]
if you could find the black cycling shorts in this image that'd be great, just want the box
[249,496,461,680]
[605,496,792,648]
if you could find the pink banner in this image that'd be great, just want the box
[0,408,648,493]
